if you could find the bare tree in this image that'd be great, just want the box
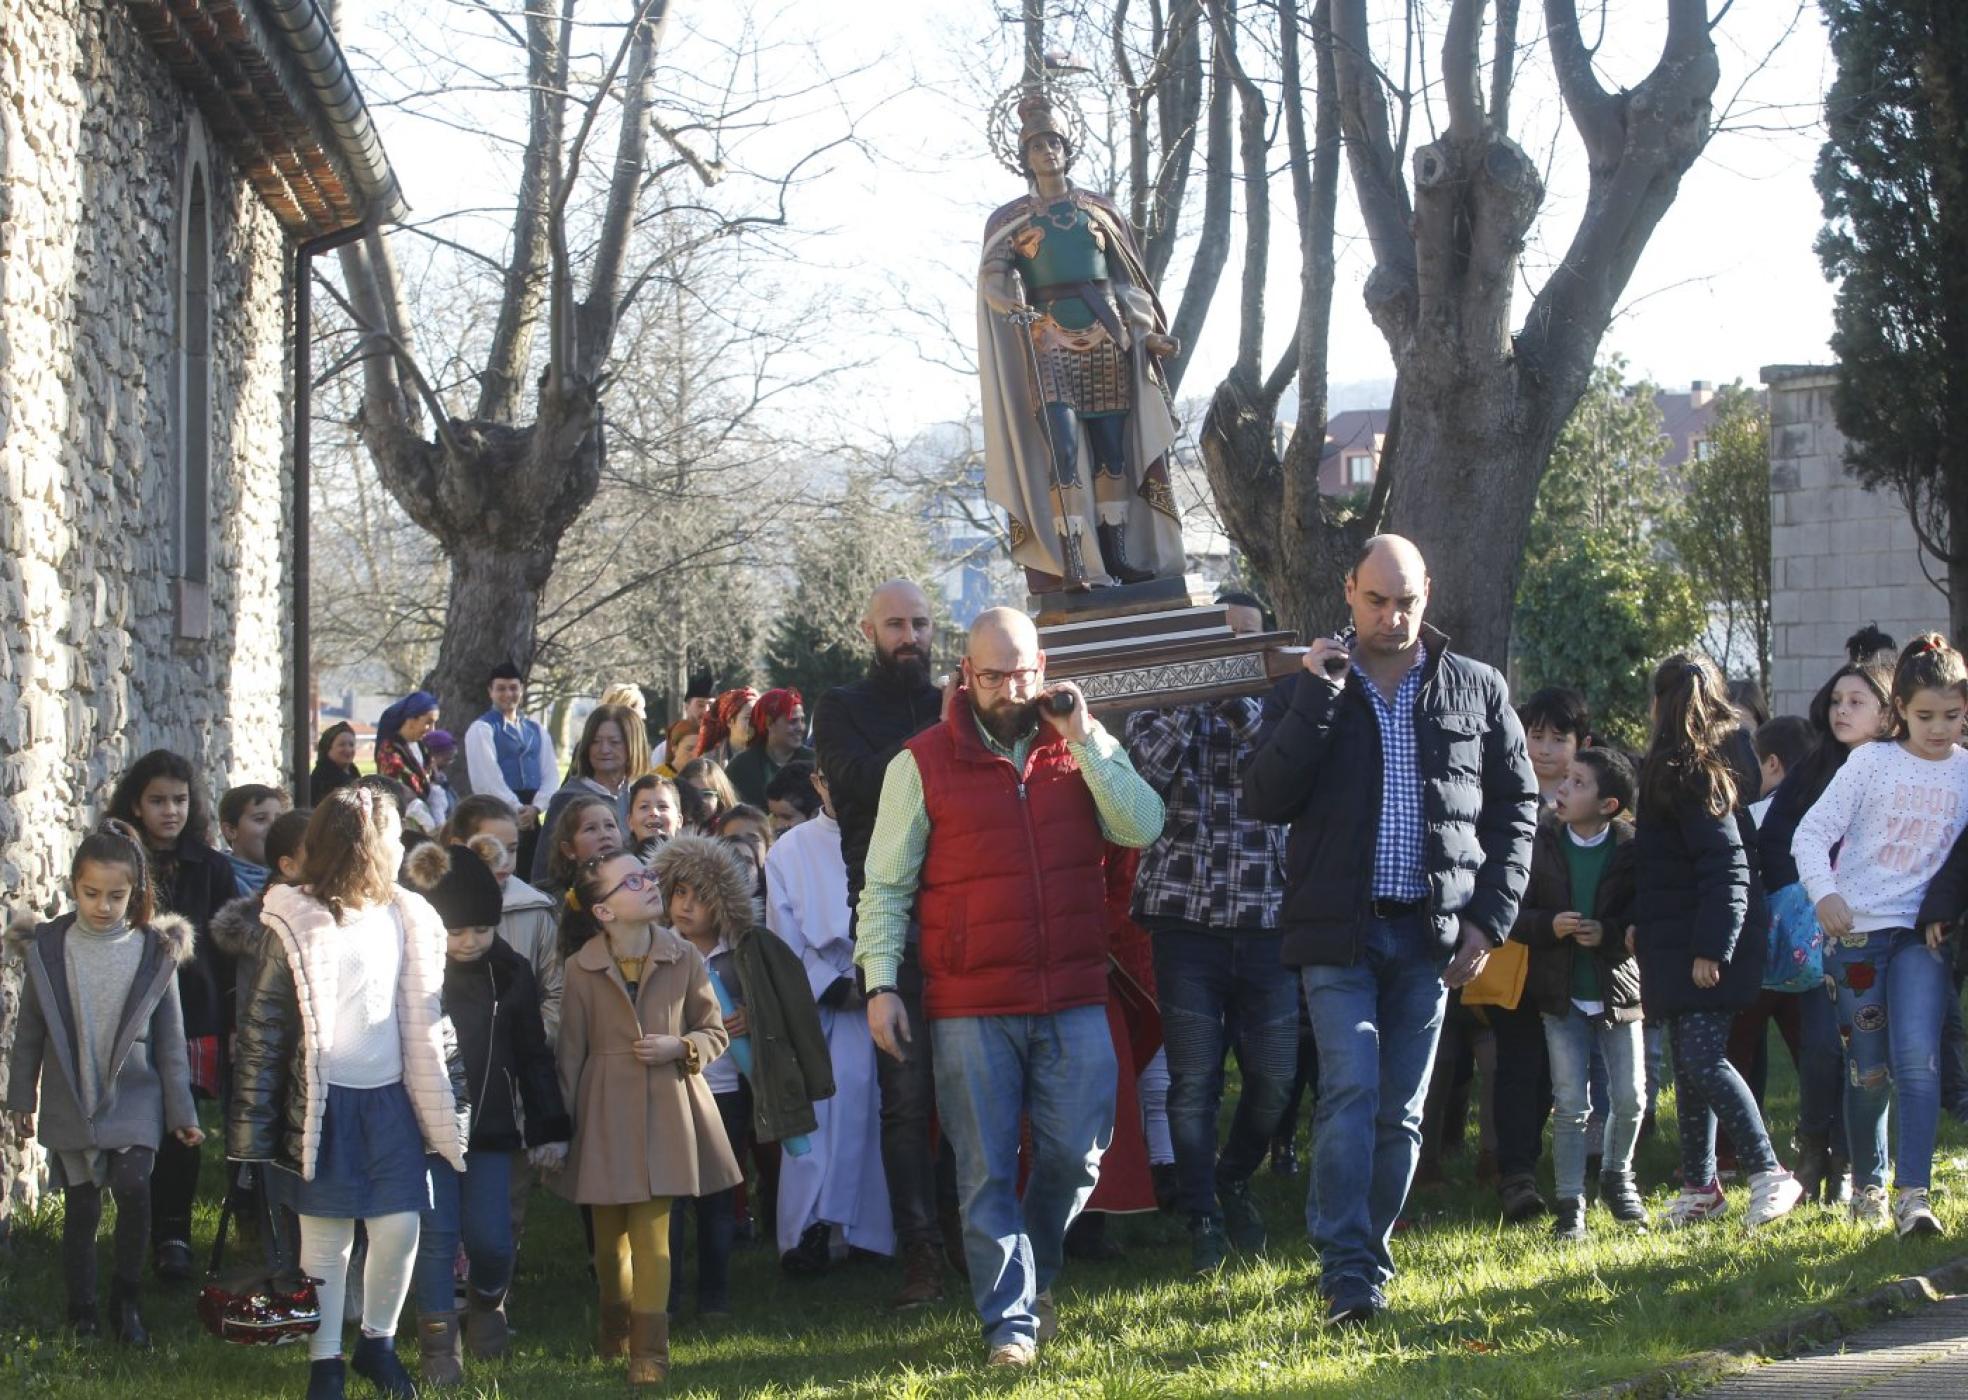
[1198,0,1722,658]
[325,0,865,731]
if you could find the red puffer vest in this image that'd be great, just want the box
[907,704,1111,1020]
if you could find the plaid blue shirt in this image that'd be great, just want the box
[1361,645,1428,901]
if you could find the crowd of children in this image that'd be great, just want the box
[11,627,1968,1392]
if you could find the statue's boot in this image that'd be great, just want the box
[1057,531,1093,592]
[1096,520,1154,584]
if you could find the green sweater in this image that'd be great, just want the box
[1562,827,1616,1005]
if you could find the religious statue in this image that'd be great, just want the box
[977,88,1186,594]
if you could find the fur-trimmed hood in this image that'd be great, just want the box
[208,894,268,961]
[5,910,193,965]
[651,834,756,941]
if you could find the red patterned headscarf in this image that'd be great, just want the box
[698,686,758,758]
[749,688,804,747]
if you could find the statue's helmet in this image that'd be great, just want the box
[1017,93,1075,172]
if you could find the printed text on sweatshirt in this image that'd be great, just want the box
[1792,740,1968,932]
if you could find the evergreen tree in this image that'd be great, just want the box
[1817,0,1968,640]
[763,476,937,700]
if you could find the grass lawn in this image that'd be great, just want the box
[4,1027,1967,1398]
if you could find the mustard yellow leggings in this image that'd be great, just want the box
[592,1199,674,1314]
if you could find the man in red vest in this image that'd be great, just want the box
[854,607,1166,1367]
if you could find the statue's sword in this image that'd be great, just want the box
[1005,304,1092,589]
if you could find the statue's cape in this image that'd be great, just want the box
[975,187,1183,587]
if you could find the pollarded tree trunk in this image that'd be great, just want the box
[1309,0,1718,666]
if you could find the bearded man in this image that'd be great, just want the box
[811,579,952,1308]
[854,607,1165,1367]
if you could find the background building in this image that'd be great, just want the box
[1,0,401,1222]
[1764,364,1941,716]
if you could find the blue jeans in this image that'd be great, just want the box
[1300,912,1450,1300]
[1151,928,1299,1218]
[1825,927,1952,1189]
[1542,1013,1644,1198]
[415,1151,514,1314]
[931,1006,1116,1350]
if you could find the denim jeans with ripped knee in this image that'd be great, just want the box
[1825,927,1952,1190]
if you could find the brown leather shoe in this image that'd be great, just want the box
[597,1300,632,1358]
[888,1240,945,1310]
[627,1311,669,1387]
[417,1312,464,1386]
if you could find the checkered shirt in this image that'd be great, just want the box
[1124,699,1287,930]
[1362,645,1429,901]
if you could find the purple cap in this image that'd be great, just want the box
[425,729,457,754]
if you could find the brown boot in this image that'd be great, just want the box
[463,1287,509,1359]
[417,1312,464,1386]
[888,1240,945,1310]
[597,1300,632,1359]
[626,1311,669,1387]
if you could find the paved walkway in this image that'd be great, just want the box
[1699,1294,1968,1397]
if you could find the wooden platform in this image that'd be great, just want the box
[1034,586,1302,712]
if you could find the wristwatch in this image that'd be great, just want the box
[865,985,900,999]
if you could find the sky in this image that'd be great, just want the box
[341,0,1839,438]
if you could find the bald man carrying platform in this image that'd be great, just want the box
[854,607,1166,1367]
[1243,535,1537,1330]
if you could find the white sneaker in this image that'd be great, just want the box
[1658,1180,1728,1231]
[1746,1169,1805,1228]
[988,1339,1037,1367]
[1894,1187,1942,1238]
[1849,1184,1891,1229]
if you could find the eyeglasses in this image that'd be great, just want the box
[969,666,1040,690]
[583,862,657,904]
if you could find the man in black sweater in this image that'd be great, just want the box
[811,578,953,1308]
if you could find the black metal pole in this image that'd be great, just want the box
[291,224,369,801]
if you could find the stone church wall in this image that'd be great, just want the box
[0,0,293,1221]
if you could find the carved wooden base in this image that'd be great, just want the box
[1037,594,1301,712]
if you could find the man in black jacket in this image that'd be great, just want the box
[810,578,952,1308]
[1244,535,1537,1328]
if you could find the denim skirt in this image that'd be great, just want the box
[294,1082,432,1218]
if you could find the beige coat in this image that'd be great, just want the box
[555,928,742,1204]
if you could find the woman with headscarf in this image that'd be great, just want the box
[724,689,813,809]
[376,690,441,806]
[697,688,759,767]
[310,722,363,804]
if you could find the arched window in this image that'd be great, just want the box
[173,126,213,637]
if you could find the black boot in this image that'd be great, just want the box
[108,1276,150,1348]
[307,1359,348,1400]
[1550,1197,1587,1241]
[350,1332,417,1397]
[1095,521,1154,584]
[66,1299,99,1338]
[1794,1132,1832,1203]
[1598,1169,1649,1227]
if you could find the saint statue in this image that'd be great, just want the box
[977,90,1186,593]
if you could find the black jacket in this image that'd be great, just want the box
[156,837,242,1040]
[1511,818,1641,1021]
[444,940,570,1152]
[1632,732,1769,1018]
[812,666,942,912]
[1242,625,1539,967]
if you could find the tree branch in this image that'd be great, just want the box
[1489,0,1522,131]
[1443,0,1487,144]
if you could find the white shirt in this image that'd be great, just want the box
[1793,740,1968,933]
[464,712,562,812]
[322,903,406,1089]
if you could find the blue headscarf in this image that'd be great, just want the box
[376,690,440,750]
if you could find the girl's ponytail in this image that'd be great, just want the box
[71,818,156,926]
[1889,633,1968,737]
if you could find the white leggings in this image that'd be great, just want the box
[299,1211,420,1361]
